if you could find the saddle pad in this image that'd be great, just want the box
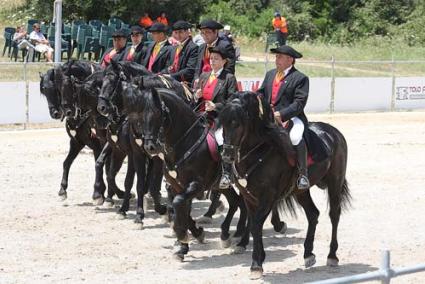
[207,132,220,162]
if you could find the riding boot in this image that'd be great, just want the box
[295,139,310,190]
[219,162,232,189]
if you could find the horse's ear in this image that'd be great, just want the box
[39,72,43,79]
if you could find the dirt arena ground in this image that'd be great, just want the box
[0,111,424,284]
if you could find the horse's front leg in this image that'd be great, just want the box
[92,142,111,205]
[131,148,147,226]
[172,181,204,261]
[118,151,135,217]
[147,157,167,215]
[218,187,240,248]
[249,206,270,280]
[271,205,287,234]
[59,138,84,200]
[105,149,126,204]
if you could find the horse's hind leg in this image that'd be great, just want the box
[326,177,347,267]
[271,206,287,234]
[59,138,84,200]
[296,190,320,268]
[198,191,222,223]
[233,195,248,240]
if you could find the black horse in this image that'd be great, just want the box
[53,61,126,202]
[124,84,249,260]
[219,91,351,279]
[73,70,167,223]
[97,61,225,222]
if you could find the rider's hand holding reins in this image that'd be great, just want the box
[205,101,216,111]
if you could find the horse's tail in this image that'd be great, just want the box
[339,178,352,212]
[276,194,298,219]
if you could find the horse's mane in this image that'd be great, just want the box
[64,60,100,79]
[221,91,295,158]
[81,70,104,98]
[106,60,151,77]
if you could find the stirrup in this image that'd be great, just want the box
[219,174,231,189]
[297,175,310,190]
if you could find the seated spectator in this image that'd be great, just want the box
[13,26,32,50]
[139,12,153,29]
[220,25,234,44]
[156,11,169,26]
[29,23,53,62]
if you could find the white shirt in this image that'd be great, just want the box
[29,31,46,42]
[283,65,293,77]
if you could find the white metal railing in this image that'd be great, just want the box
[307,250,425,284]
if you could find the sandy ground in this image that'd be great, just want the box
[0,111,425,284]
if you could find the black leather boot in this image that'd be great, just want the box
[296,139,310,190]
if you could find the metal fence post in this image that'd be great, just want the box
[24,62,29,130]
[54,0,62,64]
[330,56,335,113]
[381,250,392,284]
[390,56,396,111]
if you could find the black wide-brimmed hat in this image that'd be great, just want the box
[270,45,303,58]
[208,46,229,59]
[197,19,224,30]
[172,20,193,31]
[112,29,129,38]
[148,22,168,32]
[130,25,144,34]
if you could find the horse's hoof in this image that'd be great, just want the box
[304,254,316,268]
[104,198,114,207]
[59,193,67,201]
[216,201,225,213]
[116,211,126,220]
[93,197,104,206]
[231,246,246,254]
[195,228,206,244]
[173,252,184,262]
[155,204,167,215]
[134,215,144,224]
[221,238,231,248]
[196,216,213,224]
[327,257,339,267]
[249,268,263,280]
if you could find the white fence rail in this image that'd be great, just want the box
[0,61,424,125]
[308,250,425,284]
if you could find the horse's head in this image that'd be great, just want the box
[60,74,78,118]
[220,93,250,163]
[40,70,62,120]
[98,61,126,117]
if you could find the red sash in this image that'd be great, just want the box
[126,47,135,61]
[199,77,218,112]
[101,49,117,68]
[202,49,211,73]
[271,79,283,105]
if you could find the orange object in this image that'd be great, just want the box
[272,17,288,33]
[139,16,153,28]
[156,16,169,26]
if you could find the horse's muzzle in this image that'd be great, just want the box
[222,144,238,163]
[143,139,160,156]
[97,104,109,117]
[50,109,62,120]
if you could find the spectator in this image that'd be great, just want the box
[156,11,169,26]
[192,32,205,46]
[124,26,146,64]
[100,29,128,68]
[220,25,233,44]
[164,20,198,85]
[13,26,31,50]
[272,12,288,46]
[139,12,153,29]
[194,19,236,82]
[29,23,54,62]
[142,22,172,73]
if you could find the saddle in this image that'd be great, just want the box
[280,121,330,167]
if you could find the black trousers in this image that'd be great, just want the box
[276,31,288,46]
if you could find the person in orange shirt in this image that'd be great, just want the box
[272,12,288,46]
[139,12,153,29]
[156,11,169,26]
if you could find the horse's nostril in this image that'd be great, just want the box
[65,110,72,117]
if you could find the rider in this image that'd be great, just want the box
[194,45,237,189]
[257,45,310,190]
